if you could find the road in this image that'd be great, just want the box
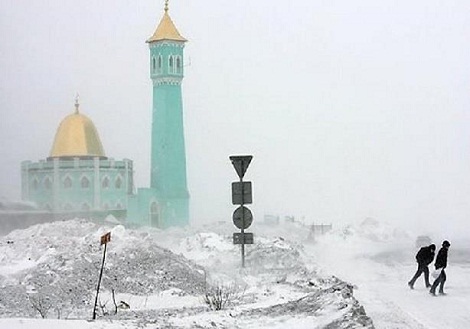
[308,239,470,329]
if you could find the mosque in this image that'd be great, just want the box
[19,2,189,229]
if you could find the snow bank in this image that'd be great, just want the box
[0,219,206,318]
[0,219,375,328]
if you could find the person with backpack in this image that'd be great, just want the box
[430,240,451,296]
[408,243,436,289]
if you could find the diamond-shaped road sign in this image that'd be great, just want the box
[229,155,253,179]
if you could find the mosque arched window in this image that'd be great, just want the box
[158,55,162,72]
[152,56,156,72]
[102,176,110,189]
[169,56,174,73]
[116,202,123,210]
[81,176,90,189]
[44,177,52,190]
[176,56,182,74]
[32,178,39,190]
[115,176,122,189]
[64,176,72,189]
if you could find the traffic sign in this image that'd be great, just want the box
[232,181,252,205]
[233,205,253,229]
[229,155,253,179]
[94,231,111,319]
[100,232,111,245]
[233,232,254,244]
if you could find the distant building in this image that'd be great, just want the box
[21,99,133,220]
[127,2,190,228]
[20,2,189,228]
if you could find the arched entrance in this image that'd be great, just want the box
[150,201,161,228]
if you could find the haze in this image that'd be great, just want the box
[1,0,469,237]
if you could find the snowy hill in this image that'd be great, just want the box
[0,219,373,328]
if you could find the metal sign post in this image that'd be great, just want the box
[230,155,254,268]
[92,232,111,320]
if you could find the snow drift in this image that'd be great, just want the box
[0,218,374,328]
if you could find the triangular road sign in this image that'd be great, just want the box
[229,155,253,179]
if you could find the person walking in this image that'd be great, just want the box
[430,240,451,296]
[408,243,436,289]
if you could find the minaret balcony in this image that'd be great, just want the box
[152,76,183,86]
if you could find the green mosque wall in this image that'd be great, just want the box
[21,158,133,215]
[127,188,189,229]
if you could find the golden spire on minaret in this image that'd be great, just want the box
[147,0,187,43]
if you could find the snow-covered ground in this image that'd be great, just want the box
[0,217,468,328]
[310,220,470,329]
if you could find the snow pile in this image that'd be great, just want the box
[0,219,205,318]
[0,219,374,328]
[246,236,305,274]
[178,232,236,263]
[240,278,372,329]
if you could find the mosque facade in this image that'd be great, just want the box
[20,3,190,228]
[21,100,133,219]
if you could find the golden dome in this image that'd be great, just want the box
[49,102,106,159]
[147,3,187,43]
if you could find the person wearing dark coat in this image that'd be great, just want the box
[430,240,451,296]
[408,243,436,289]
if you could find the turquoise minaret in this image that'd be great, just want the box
[146,1,189,226]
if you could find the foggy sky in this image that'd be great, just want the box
[1,0,469,236]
